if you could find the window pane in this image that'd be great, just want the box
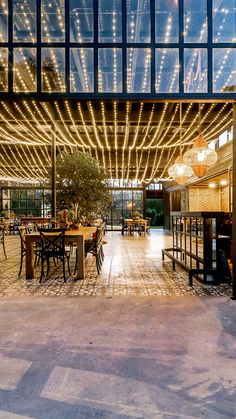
[70,0,93,43]
[155,0,179,43]
[155,49,179,93]
[184,0,207,43]
[127,0,150,43]
[184,48,207,93]
[213,49,236,93]
[70,48,94,92]
[41,0,65,42]
[98,48,122,92]
[0,48,8,92]
[42,48,65,92]
[13,0,36,42]
[213,0,236,43]
[99,0,122,43]
[127,48,151,93]
[20,190,27,199]
[0,1,8,42]
[13,48,36,92]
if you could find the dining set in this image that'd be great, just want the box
[122,217,151,236]
[24,226,98,281]
[0,217,105,282]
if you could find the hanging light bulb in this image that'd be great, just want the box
[183,104,217,177]
[168,103,193,185]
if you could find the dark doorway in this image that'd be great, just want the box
[146,198,164,227]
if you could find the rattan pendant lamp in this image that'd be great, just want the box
[168,103,193,185]
[183,104,217,177]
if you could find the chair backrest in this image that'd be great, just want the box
[95,226,104,249]
[38,227,66,233]
[18,226,27,250]
[40,229,66,255]
[25,223,35,234]
[0,225,6,242]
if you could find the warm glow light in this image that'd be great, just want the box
[168,155,193,185]
[220,179,228,186]
[209,182,216,188]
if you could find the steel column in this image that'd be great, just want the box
[51,132,56,221]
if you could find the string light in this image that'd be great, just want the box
[0,100,233,183]
[64,101,87,150]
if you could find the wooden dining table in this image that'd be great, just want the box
[25,227,97,280]
[124,219,148,235]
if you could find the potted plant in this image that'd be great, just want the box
[131,210,142,220]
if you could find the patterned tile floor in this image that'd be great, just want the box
[0,229,232,297]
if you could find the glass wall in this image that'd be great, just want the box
[105,189,144,230]
[0,0,235,97]
[0,189,51,217]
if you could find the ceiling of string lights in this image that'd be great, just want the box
[0,100,233,184]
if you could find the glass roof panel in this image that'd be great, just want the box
[155,0,179,43]
[70,0,93,43]
[127,0,150,43]
[99,0,122,43]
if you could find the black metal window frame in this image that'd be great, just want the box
[0,0,235,100]
[106,187,144,230]
[0,187,51,217]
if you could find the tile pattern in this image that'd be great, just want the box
[0,230,232,297]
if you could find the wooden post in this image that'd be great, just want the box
[232,103,236,299]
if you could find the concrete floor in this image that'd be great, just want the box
[0,230,235,418]
[0,295,236,418]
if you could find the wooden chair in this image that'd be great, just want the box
[138,217,151,236]
[84,225,105,274]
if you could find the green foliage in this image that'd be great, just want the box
[56,152,112,220]
[146,198,164,226]
[0,210,9,218]
[131,210,142,219]
[222,85,236,92]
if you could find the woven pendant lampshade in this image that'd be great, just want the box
[168,155,193,185]
[183,105,217,178]
[168,104,193,185]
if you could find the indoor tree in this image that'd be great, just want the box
[56,151,112,222]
